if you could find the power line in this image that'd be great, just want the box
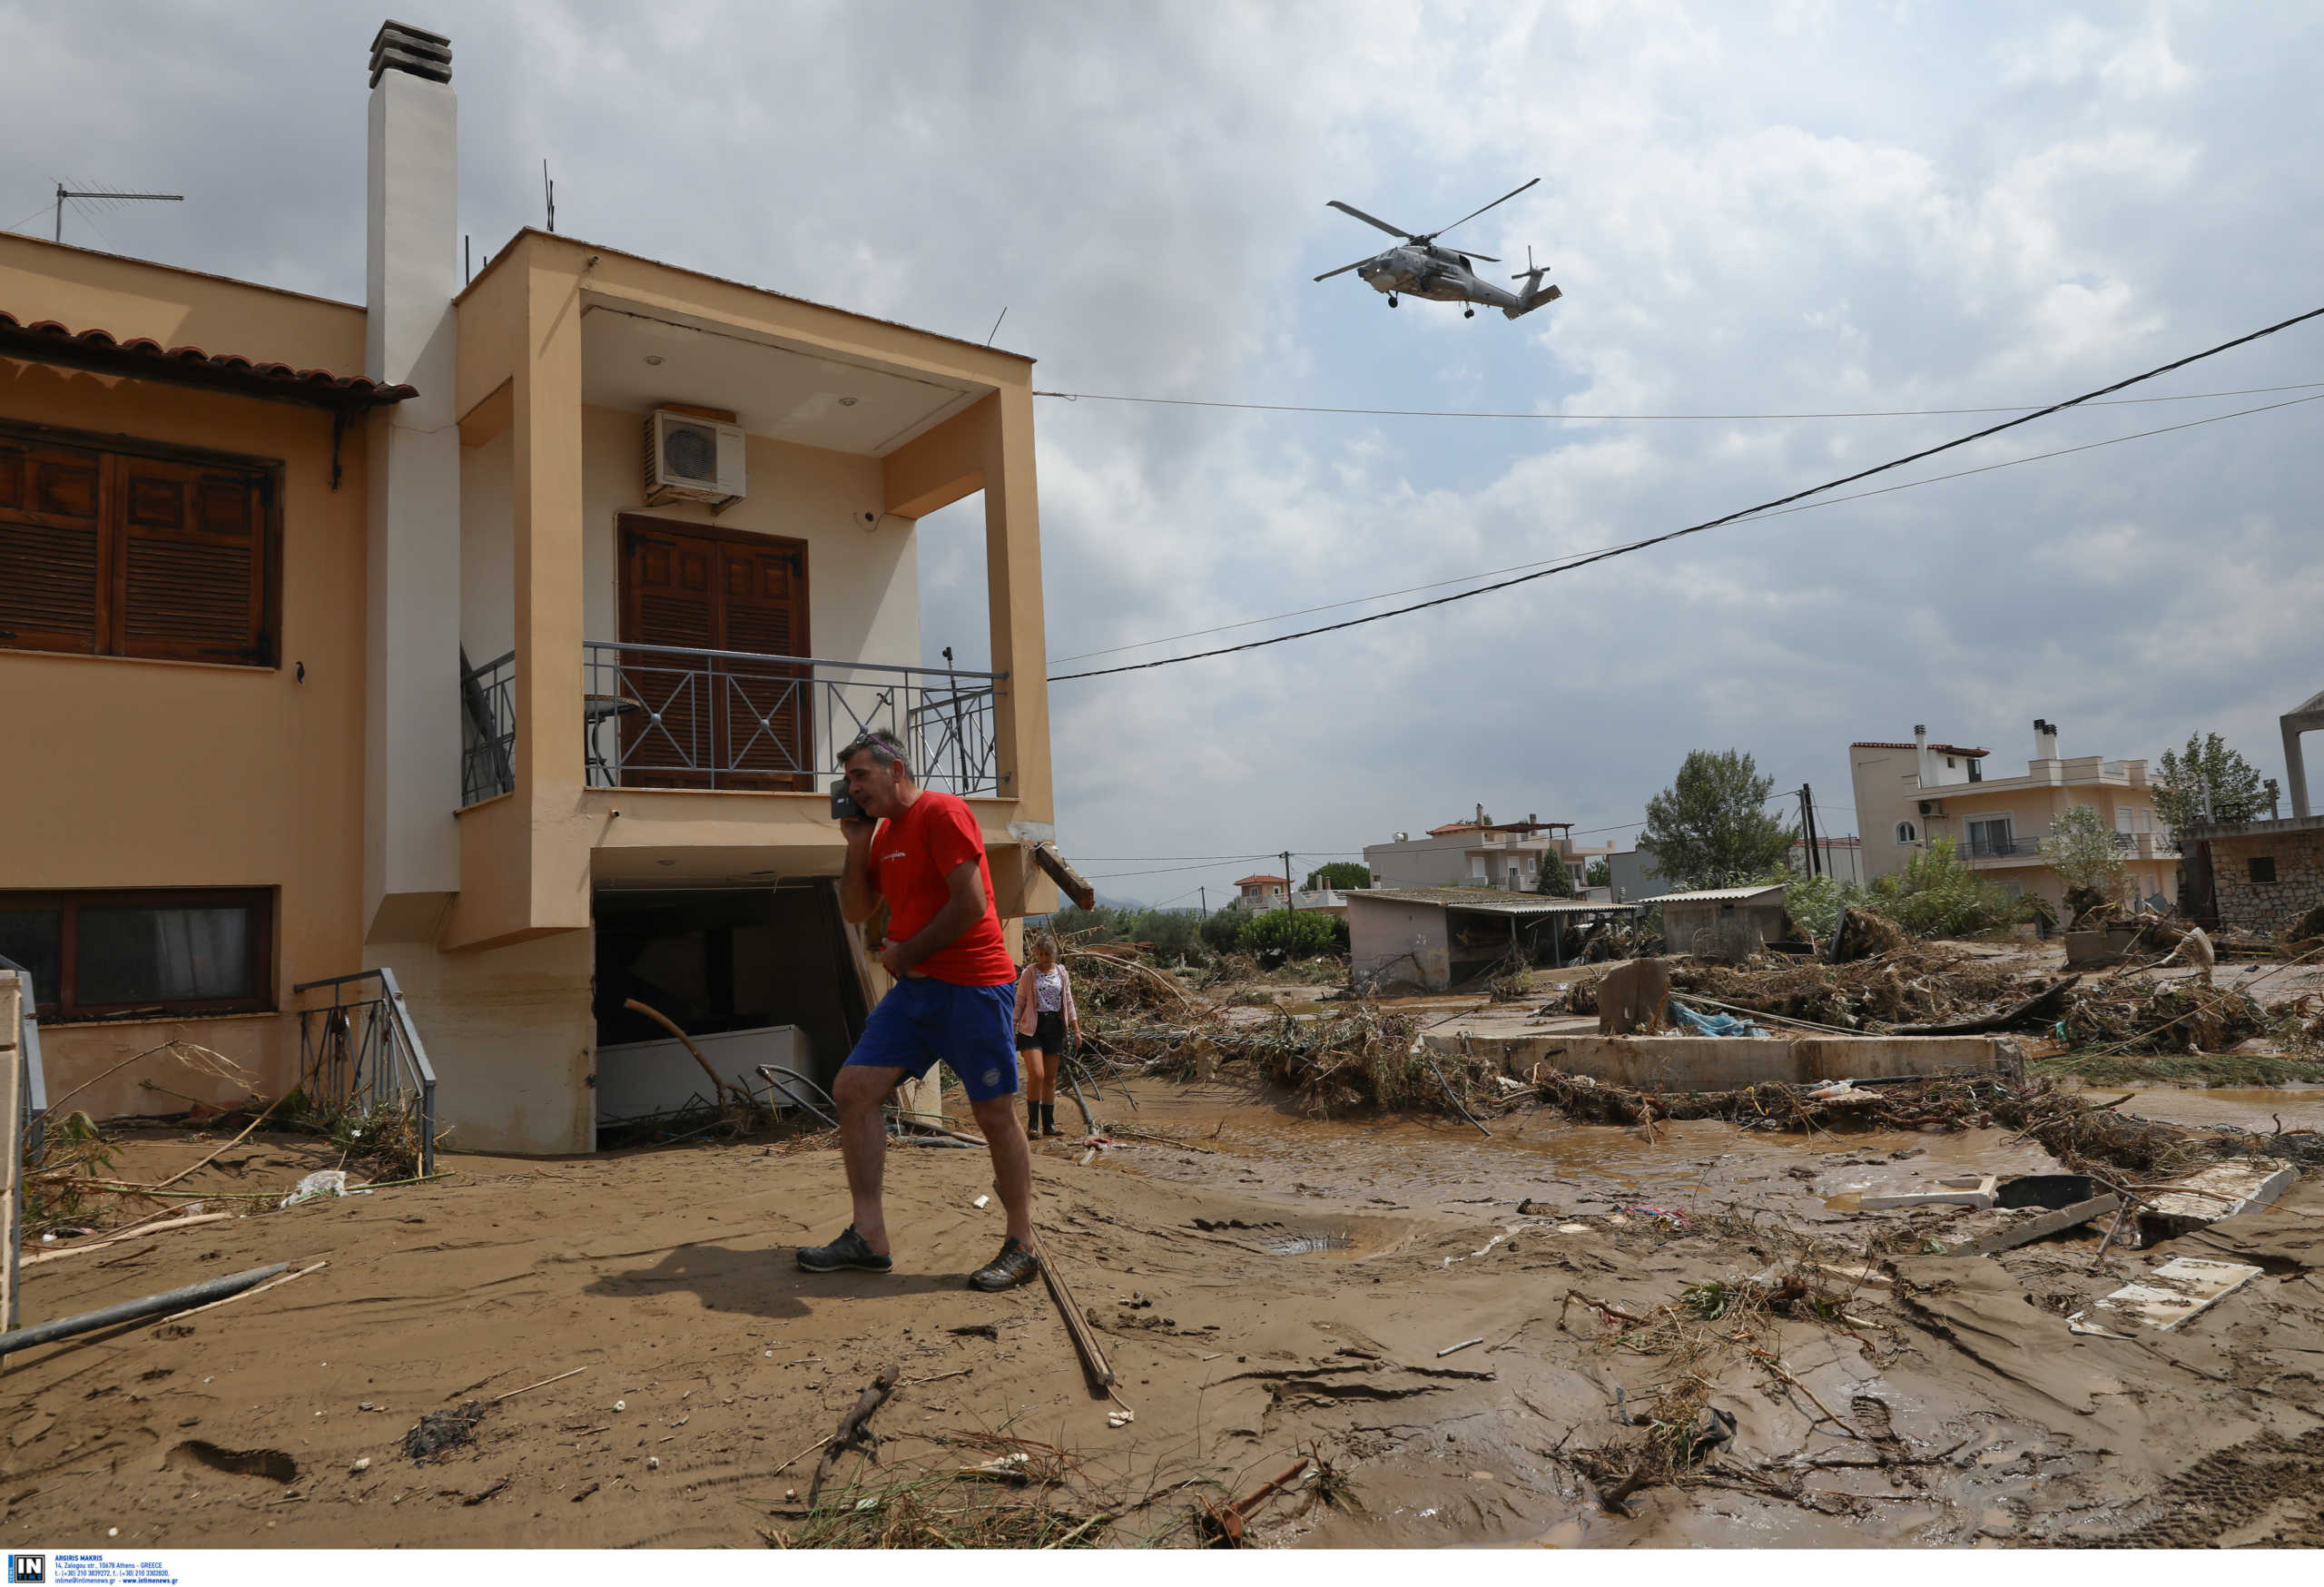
[1049,303,2324,684]
[1031,379,2324,423]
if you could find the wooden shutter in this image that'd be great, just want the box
[0,438,106,655]
[716,540,811,792]
[112,455,269,664]
[618,523,719,787]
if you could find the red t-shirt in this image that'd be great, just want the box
[869,791,1016,987]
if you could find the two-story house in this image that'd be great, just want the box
[1364,807,1614,894]
[0,23,1057,1155]
[1849,722,2176,915]
[1235,874,1290,909]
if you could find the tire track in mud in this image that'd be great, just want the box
[2060,1424,2324,1547]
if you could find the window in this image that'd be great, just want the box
[1965,816,2014,858]
[0,425,278,666]
[2250,857,2278,885]
[1895,821,1918,844]
[0,890,271,1020]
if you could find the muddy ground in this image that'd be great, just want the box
[6,1070,2323,1549]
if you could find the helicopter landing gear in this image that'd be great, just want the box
[1463,308,1475,319]
[1387,293,1398,307]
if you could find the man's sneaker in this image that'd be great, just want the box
[796,1226,893,1274]
[969,1237,1040,1292]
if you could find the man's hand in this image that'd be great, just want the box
[877,938,923,980]
[839,814,876,847]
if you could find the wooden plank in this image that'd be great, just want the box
[1964,1193,2120,1257]
[1030,843,1096,912]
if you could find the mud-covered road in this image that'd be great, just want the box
[5,1081,2321,1548]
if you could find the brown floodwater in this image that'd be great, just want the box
[2080,1085,2324,1132]
[1086,1080,2062,1225]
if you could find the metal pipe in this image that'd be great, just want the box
[0,1263,289,1357]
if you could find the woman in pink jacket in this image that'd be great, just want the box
[1013,935,1079,1138]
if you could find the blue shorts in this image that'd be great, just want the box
[844,976,1020,1102]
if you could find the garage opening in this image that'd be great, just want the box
[592,883,870,1135]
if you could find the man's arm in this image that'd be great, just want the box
[879,859,989,979]
[838,820,879,923]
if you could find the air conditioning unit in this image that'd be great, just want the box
[643,409,747,508]
[1918,799,1944,816]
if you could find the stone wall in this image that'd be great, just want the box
[2210,828,2324,933]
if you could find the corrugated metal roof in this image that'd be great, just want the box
[0,310,417,409]
[1345,888,1640,915]
[1635,884,1789,905]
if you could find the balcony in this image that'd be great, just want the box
[458,645,1000,805]
[1961,833,2043,860]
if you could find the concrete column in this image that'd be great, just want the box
[980,386,1051,822]
[512,254,590,930]
[362,43,463,941]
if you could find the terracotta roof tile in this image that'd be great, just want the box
[0,310,416,409]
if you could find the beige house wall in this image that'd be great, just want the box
[0,241,373,1120]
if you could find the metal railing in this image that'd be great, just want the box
[581,641,1001,795]
[1962,833,2043,858]
[460,648,516,807]
[290,969,438,1178]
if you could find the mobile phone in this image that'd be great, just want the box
[830,779,867,822]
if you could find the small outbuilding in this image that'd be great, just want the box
[1344,888,1640,992]
[1640,883,1791,960]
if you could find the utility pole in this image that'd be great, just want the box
[1799,784,1823,878]
[544,160,556,232]
[1198,886,1207,919]
[54,183,182,243]
[1282,851,1295,911]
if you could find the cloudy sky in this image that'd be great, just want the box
[8,2,2322,906]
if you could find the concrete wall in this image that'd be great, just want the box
[371,927,596,1156]
[2208,826,2324,933]
[1607,850,1663,903]
[1347,897,1454,991]
[1662,899,1789,959]
[0,241,372,1119]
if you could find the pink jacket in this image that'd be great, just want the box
[1014,961,1078,1035]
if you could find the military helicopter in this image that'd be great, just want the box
[1313,177,1561,320]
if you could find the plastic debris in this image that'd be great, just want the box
[279,1168,369,1209]
[1668,1001,1771,1039]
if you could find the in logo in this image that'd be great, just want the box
[8,1555,45,1585]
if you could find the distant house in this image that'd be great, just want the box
[2182,685,2324,934]
[1850,721,2177,915]
[1345,887,1641,991]
[1364,805,1615,894]
[1235,874,1290,908]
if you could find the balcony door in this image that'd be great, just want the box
[616,516,812,792]
[1965,816,2014,858]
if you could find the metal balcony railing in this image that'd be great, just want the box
[290,969,438,1178]
[460,648,517,807]
[581,641,1001,796]
[1962,833,2042,858]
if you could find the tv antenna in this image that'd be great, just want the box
[54,182,183,243]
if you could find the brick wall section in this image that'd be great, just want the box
[2210,829,2324,932]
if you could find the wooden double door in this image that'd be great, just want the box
[616,516,812,791]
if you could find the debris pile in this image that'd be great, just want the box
[1656,949,2039,1030]
[2058,981,2272,1054]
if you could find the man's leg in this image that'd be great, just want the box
[967,1090,1037,1248]
[832,1062,905,1255]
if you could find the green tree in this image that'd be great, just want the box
[2046,804,2129,919]
[1534,853,1576,896]
[1870,838,2024,938]
[2154,732,2270,841]
[1197,902,1252,955]
[1304,861,1371,892]
[1585,858,1611,888]
[1639,750,1797,889]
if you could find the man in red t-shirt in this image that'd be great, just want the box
[797,729,1040,1292]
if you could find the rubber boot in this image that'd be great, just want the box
[1041,1103,1059,1137]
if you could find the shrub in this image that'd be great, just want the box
[1243,908,1345,959]
[1782,873,1867,940]
[1870,838,2026,939]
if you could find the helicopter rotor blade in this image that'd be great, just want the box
[1429,176,1541,242]
[1454,251,1501,263]
[1327,200,1413,240]
[1313,255,1376,282]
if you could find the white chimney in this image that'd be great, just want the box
[1914,724,1935,787]
[362,19,463,940]
[2034,718,2060,761]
